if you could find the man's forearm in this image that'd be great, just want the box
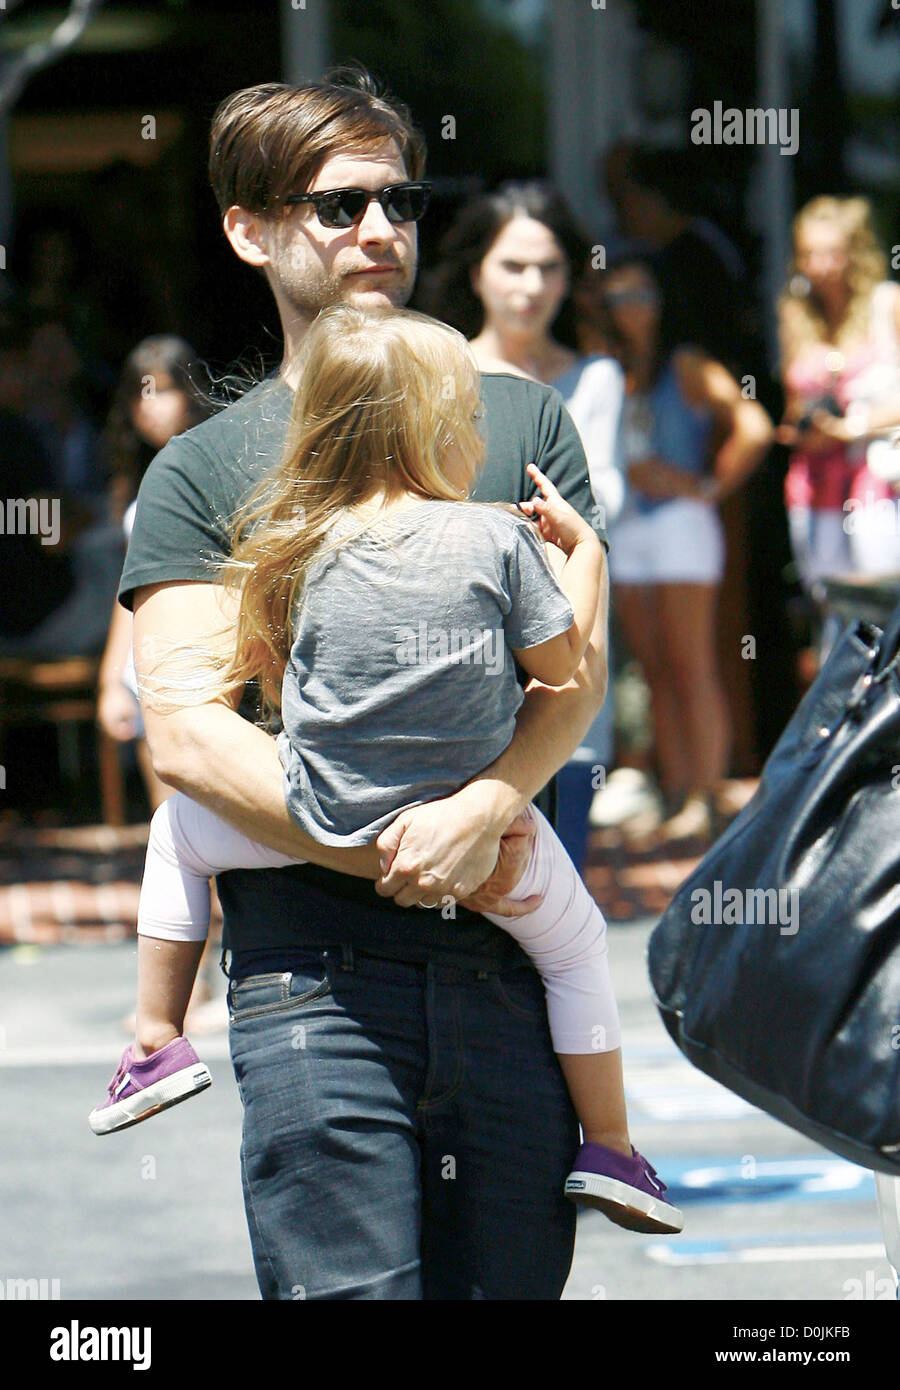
[462,550,609,830]
[372,619,609,909]
[145,702,381,880]
[134,581,381,880]
[156,578,610,873]
[466,655,607,821]
[133,571,606,907]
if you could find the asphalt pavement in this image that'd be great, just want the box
[0,924,895,1303]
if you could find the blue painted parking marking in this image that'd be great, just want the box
[623,1041,760,1122]
[661,1156,875,1207]
[645,1230,887,1267]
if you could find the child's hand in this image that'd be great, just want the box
[518,463,593,555]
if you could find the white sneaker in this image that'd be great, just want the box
[588,768,662,829]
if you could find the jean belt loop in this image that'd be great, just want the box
[340,942,355,972]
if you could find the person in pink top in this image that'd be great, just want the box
[777,197,900,587]
[779,197,900,1294]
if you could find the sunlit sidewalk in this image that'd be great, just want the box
[0,780,760,945]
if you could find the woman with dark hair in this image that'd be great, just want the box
[599,256,772,841]
[97,337,210,806]
[102,336,208,528]
[0,335,205,662]
[424,181,624,868]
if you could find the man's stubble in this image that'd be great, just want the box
[278,236,417,320]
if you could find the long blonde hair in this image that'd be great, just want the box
[778,196,887,362]
[218,304,485,712]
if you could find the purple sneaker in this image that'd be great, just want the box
[89,1038,211,1135]
[564,1142,684,1234]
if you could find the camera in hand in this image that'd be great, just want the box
[796,393,842,434]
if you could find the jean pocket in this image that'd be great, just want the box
[228,954,332,1023]
[489,967,546,1022]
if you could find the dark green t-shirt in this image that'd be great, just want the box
[120,371,605,968]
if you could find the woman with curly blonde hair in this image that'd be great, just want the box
[777,196,900,586]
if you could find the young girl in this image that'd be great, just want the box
[89,305,683,1237]
[596,257,772,843]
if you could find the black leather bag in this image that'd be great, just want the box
[647,605,900,1174]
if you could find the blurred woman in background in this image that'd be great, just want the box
[599,257,772,842]
[97,337,210,809]
[424,181,624,870]
[97,336,222,1031]
[777,197,900,591]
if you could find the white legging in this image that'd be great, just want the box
[138,795,620,1056]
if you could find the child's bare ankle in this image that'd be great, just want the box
[583,1128,632,1157]
[134,1025,181,1060]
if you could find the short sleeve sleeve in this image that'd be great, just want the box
[503,519,574,651]
[118,435,231,609]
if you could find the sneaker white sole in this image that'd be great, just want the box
[89,1063,212,1136]
[564,1170,684,1234]
[588,790,662,830]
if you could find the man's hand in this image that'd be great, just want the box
[457,812,542,918]
[375,795,542,916]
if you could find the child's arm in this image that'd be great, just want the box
[510,463,605,688]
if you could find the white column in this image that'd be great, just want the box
[280,0,330,83]
[0,114,12,267]
[547,0,639,244]
[754,0,794,367]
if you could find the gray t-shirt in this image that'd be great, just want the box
[277,499,575,846]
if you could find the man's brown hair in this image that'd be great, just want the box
[208,64,427,217]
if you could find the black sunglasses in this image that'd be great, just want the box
[284,181,432,228]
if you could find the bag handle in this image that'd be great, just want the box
[842,598,900,714]
[876,598,900,674]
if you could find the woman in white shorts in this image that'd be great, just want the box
[424,181,626,866]
[601,258,773,840]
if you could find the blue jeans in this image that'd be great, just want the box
[227,944,579,1300]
